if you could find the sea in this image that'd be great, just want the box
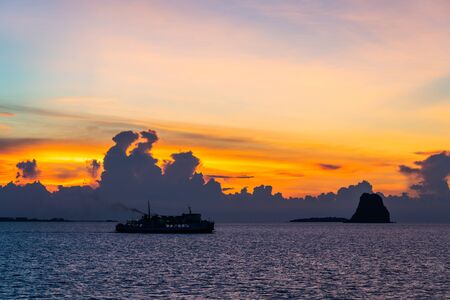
[0,223,448,299]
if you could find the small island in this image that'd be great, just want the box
[346,193,392,223]
[290,193,393,223]
[0,217,117,222]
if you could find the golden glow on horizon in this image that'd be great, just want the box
[0,124,437,197]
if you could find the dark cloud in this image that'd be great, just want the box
[100,130,158,194]
[98,130,222,213]
[414,150,446,156]
[164,151,200,182]
[223,181,373,222]
[399,151,450,197]
[206,174,254,179]
[1,175,448,223]
[318,163,341,170]
[86,160,101,179]
[399,165,420,175]
[16,159,40,180]
[1,129,449,222]
[132,130,159,154]
[112,130,139,150]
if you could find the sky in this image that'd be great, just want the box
[1,0,449,198]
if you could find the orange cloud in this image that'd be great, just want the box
[0,124,433,197]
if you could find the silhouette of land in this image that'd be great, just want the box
[290,193,393,223]
[346,193,392,223]
[290,217,348,223]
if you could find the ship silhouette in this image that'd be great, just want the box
[115,202,214,233]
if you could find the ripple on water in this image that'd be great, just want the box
[0,223,449,299]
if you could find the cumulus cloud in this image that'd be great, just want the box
[16,159,40,180]
[399,151,450,197]
[163,151,200,182]
[97,130,223,213]
[111,130,139,151]
[131,130,158,154]
[99,130,161,201]
[1,129,449,222]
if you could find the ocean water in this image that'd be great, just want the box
[0,223,448,299]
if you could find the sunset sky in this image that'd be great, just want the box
[1,0,449,196]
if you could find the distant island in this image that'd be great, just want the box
[290,217,348,223]
[0,217,117,222]
[290,193,393,223]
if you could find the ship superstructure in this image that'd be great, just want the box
[115,203,214,233]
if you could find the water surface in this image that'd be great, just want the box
[0,223,448,299]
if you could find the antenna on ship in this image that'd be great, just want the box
[188,205,192,214]
[148,200,151,216]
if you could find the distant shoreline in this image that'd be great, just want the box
[0,217,117,223]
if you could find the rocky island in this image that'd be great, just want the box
[346,193,392,223]
[290,193,393,223]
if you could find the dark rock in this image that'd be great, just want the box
[347,193,391,223]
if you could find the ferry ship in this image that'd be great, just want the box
[115,203,214,234]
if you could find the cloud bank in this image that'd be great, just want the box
[399,152,450,197]
[1,130,449,222]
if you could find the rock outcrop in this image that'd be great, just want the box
[347,193,391,223]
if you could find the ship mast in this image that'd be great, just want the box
[148,200,151,216]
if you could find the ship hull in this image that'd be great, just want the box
[115,224,214,234]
